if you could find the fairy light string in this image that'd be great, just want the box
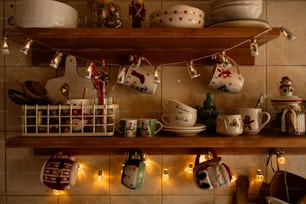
[4,27,274,68]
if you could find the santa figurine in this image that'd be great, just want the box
[129,0,145,28]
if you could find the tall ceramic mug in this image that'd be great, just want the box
[235,108,271,135]
[137,118,163,137]
[216,114,243,136]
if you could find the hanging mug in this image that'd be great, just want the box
[40,151,78,190]
[193,149,232,189]
[121,149,146,189]
[117,56,158,94]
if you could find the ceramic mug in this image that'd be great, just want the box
[40,151,78,190]
[208,63,245,93]
[161,112,197,127]
[66,99,93,132]
[118,118,138,137]
[216,114,243,136]
[121,149,146,189]
[137,118,163,137]
[164,99,197,114]
[121,64,158,94]
[235,108,271,135]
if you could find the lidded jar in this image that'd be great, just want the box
[271,76,305,135]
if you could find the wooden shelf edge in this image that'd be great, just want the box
[6,134,306,155]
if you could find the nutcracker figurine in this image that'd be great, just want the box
[129,0,145,28]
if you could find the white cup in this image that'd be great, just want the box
[122,65,158,94]
[165,99,197,114]
[208,63,244,93]
[235,108,271,135]
[118,118,138,137]
[137,118,163,137]
[161,113,197,127]
[216,114,243,136]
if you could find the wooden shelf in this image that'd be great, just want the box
[6,27,280,65]
[6,133,306,155]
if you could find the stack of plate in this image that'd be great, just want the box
[207,0,263,26]
[163,123,206,136]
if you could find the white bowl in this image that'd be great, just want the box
[150,4,205,20]
[16,0,78,28]
[210,4,262,19]
[150,14,204,28]
[211,2,262,10]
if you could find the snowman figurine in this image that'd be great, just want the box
[279,76,294,97]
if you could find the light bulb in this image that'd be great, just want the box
[20,38,33,55]
[85,62,95,79]
[49,51,63,69]
[281,27,296,41]
[277,150,286,165]
[98,170,103,182]
[250,39,259,57]
[117,66,128,84]
[256,169,264,182]
[153,66,161,84]
[2,36,9,55]
[163,168,169,181]
[185,162,193,174]
[186,61,200,79]
[53,189,60,195]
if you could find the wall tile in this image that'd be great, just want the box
[267,1,306,65]
[6,196,56,204]
[163,195,214,204]
[0,132,5,195]
[111,195,161,204]
[58,195,109,204]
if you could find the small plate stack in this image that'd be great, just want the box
[208,0,263,25]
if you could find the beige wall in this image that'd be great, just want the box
[1,0,306,203]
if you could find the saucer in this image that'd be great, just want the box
[162,127,205,136]
[206,19,270,28]
[163,123,206,130]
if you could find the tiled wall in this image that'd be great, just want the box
[1,0,306,204]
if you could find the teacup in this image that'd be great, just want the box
[235,108,271,135]
[165,99,197,114]
[208,63,244,93]
[137,118,163,137]
[216,114,243,136]
[162,112,197,127]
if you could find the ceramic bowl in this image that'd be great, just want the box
[150,13,204,28]
[210,4,262,19]
[16,0,78,28]
[150,4,205,20]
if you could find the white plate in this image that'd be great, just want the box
[163,123,206,130]
[206,19,270,28]
[162,128,205,136]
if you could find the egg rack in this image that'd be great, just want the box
[21,104,119,136]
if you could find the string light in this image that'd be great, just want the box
[186,61,200,79]
[85,62,95,79]
[97,170,103,182]
[184,161,194,174]
[281,27,296,41]
[256,169,264,182]
[276,149,286,165]
[162,168,169,181]
[153,66,161,84]
[19,38,33,55]
[250,39,259,57]
[2,35,9,55]
[49,51,63,69]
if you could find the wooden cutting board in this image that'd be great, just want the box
[45,55,96,104]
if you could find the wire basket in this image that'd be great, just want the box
[21,104,119,136]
